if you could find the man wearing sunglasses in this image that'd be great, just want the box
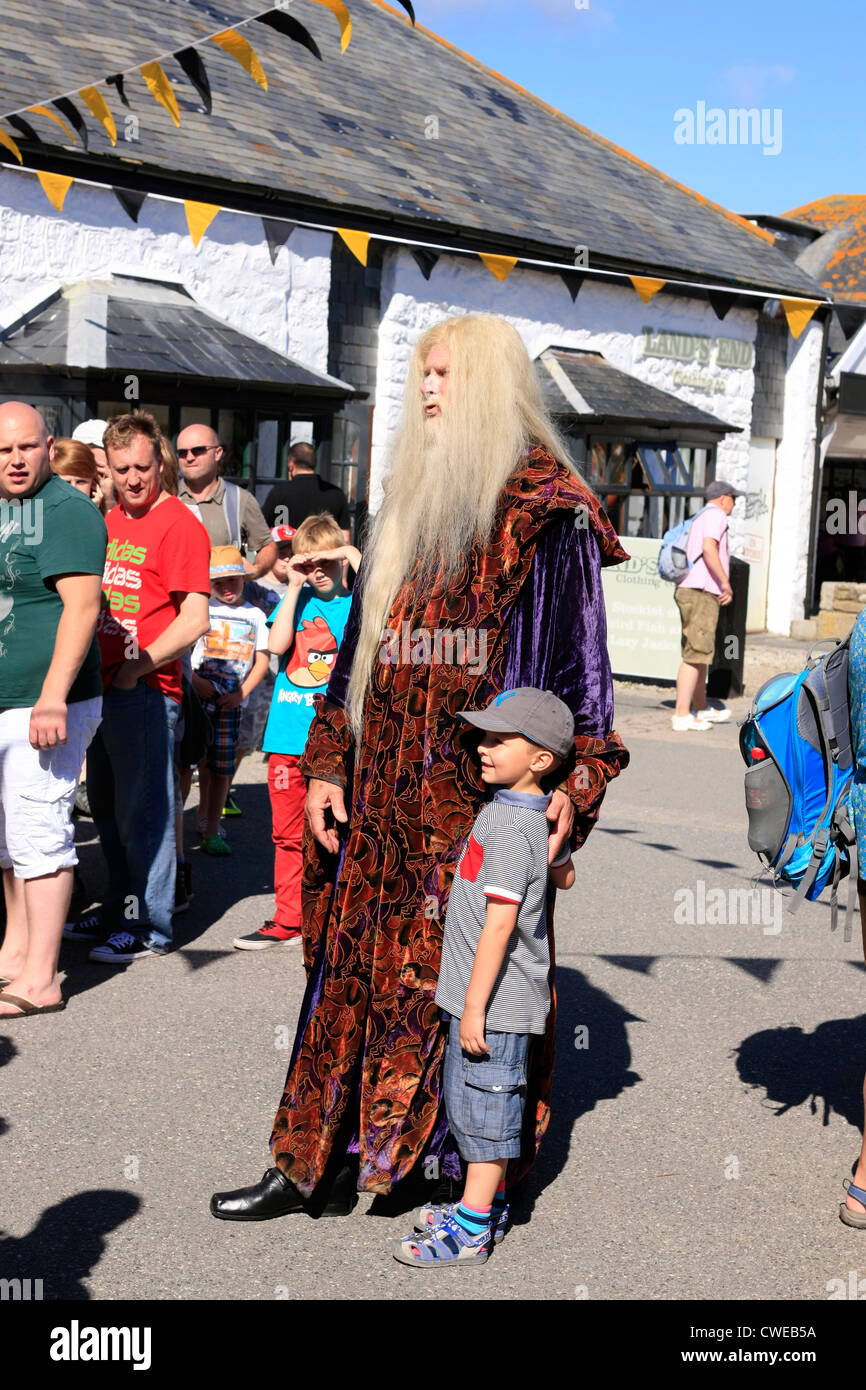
[176,425,277,581]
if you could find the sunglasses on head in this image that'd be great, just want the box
[178,445,216,458]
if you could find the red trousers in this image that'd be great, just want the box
[267,753,306,930]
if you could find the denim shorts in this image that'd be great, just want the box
[442,1013,530,1162]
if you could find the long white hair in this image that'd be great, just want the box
[346,314,580,739]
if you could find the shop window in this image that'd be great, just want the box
[583,436,714,539]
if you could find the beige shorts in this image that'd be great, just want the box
[675,585,720,665]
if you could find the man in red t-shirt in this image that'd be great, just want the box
[65,412,210,962]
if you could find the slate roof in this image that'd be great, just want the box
[0,0,826,300]
[0,273,356,395]
[783,196,866,305]
[536,348,738,435]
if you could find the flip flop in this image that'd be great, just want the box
[840,1178,866,1229]
[0,991,66,1019]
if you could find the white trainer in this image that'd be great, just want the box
[671,713,712,732]
[695,707,732,724]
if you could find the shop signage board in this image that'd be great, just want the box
[601,537,682,680]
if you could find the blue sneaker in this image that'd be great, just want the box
[413,1200,509,1244]
[394,1211,492,1267]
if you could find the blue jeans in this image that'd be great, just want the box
[87,682,180,952]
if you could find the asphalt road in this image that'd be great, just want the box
[2,683,865,1302]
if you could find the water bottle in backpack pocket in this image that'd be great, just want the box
[739,637,857,939]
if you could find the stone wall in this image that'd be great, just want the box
[791,582,866,641]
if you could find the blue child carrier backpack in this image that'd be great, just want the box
[657,505,711,582]
[740,637,858,939]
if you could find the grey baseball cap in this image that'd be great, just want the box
[704,480,745,500]
[459,687,575,758]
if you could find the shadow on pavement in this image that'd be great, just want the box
[734,1015,866,1130]
[60,778,273,1000]
[0,1033,15,1137]
[0,1190,140,1299]
[512,964,643,1224]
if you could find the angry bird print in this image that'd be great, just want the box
[286,615,338,688]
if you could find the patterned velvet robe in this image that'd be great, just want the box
[270,448,630,1196]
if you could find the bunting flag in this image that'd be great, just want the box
[255,10,322,62]
[263,216,295,264]
[707,289,738,320]
[140,62,181,126]
[113,187,148,223]
[479,252,518,282]
[185,199,220,247]
[560,270,585,302]
[780,297,820,340]
[209,30,268,90]
[174,48,213,114]
[338,228,370,265]
[105,74,131,109]
[36,171,73,211]
[78,87,117,145]
[7,115,43,144]
[629,275,666,305]
[53,98,89,150]
[0,128,22,163]
[307,0,353,52]
[27,105,76,143]
[410,247,439,280]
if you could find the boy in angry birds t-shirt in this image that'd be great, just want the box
[232,513,360,951]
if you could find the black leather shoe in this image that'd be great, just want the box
[210,1167,305,1222]
[306,1162,358,1218]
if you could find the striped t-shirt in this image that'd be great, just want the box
[435,788,567,1035]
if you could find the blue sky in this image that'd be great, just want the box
[418,0,863,217]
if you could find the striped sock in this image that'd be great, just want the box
[492,1180,507,1214]
[454,1201,492,1238]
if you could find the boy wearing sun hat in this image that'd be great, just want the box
[191,546,270,854]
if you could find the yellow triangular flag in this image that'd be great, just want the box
[140,62,181,127]
[629,275,666,304]
[37,171,74,212]
[185,200,220,248]
[210,30,268,89]
[479,253,518,282]
[0,128,23,163]
[78,86,117,145]
[308,0,352,51]
[28,104,76,142]
[338,228,370,265]
[781,298,820,340]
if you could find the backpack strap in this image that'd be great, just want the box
[789,828,830,912]
[223,482,243,550]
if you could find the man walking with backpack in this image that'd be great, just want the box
[672,480,743,732]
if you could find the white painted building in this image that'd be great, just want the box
[0,0,833,648]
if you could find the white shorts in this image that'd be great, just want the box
[0,697,102,879]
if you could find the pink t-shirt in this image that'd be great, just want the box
[677,504,729,595]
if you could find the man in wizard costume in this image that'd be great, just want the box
[211,313,630,1219]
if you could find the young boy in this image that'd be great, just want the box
[223,529,293,815]
[190,546,270,855]
[232,514,361,949]
[395,687,575,1268]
